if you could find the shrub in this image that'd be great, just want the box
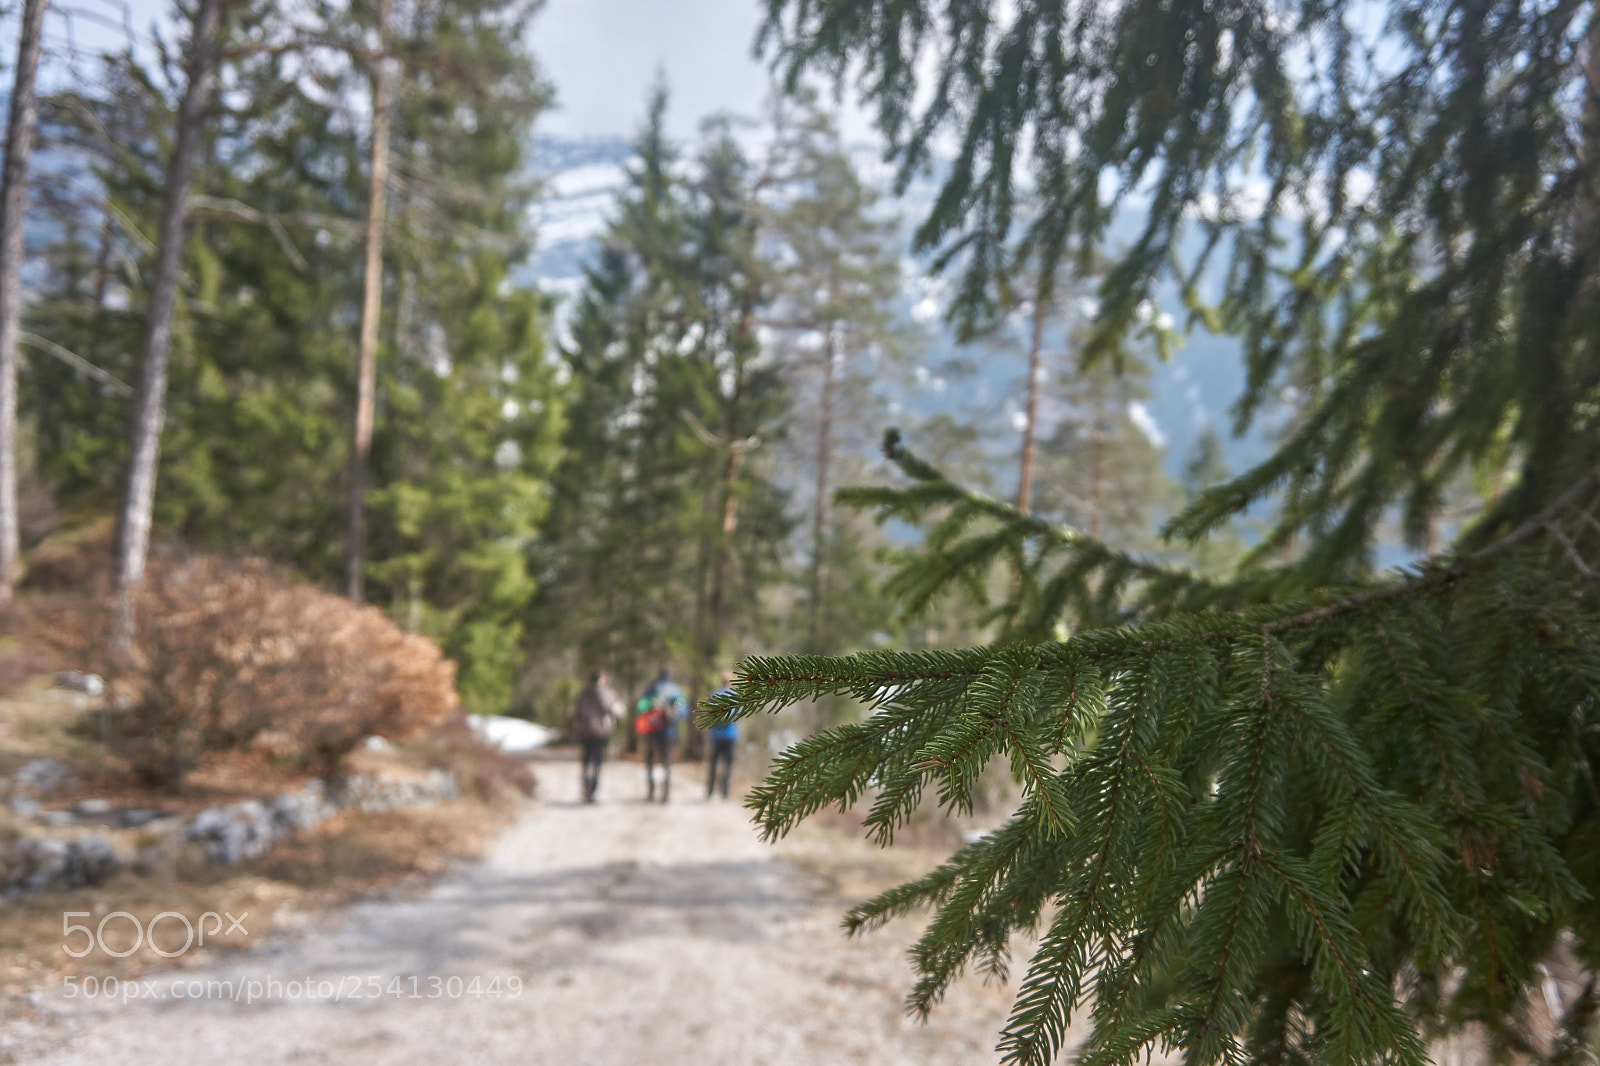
[118,556,457,789]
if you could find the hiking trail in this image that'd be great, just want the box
[4,758,1021,1065]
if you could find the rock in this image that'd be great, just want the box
[6,796,40,818]
[187,800,277,865]
[51,671,105,697]
[118,809,164,828]
[11,759,72,794]
[2,835,120,894]
[362,735,390,752]
[34,810,75,828]
[270,781,331,834]
[75,836,119,879]
[328,768,459,814]
[74,799,113,816]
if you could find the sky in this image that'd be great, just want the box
[533,0,778,137]
[9,0,798,139]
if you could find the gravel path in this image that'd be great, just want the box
[6,758,1020,1065]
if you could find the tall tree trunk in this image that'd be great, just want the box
[1016,292,1047,514]
[1580,11,1599,243]
[346,0,392,603]
[91,213,114,318]
[697,441,744,745]
[1089,412,1105,540]
[0,0,49,606]
[693,365,751,758]
[111,0,225,648]
[806,329,836,651]
[709,448,744,628]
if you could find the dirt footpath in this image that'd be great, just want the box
[4,758,1021,1065]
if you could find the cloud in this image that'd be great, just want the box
[534,0,773,137]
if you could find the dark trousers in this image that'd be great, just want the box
[579,738,607,801]
[645,733,673,802]
[707,737,735,798]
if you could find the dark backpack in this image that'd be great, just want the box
[573,688,617,740]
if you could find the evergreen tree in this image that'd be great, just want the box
[762,88,907,656]
[363,0,563,712]
[22,0,562,710]
[525,88,703,710]
[1030,345,1169,551]
[346,0,394,604]
[526,88,793,720]
[708,3,1600,1062]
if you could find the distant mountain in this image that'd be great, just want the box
[528,134,637,292]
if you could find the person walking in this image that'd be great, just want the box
[706,674,738,800]
[571,669,623,803]
[634,668,687,803]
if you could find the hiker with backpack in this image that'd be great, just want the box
[572,669,624,803]
[633,668,688,803]
[706,671,738,800]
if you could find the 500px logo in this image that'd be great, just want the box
[62,910,248,958]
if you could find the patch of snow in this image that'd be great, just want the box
[468,715,556,753]
[1127,401,1168,448]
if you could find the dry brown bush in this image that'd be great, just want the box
[117,556,458,790]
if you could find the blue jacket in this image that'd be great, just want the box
[708,687,739,741]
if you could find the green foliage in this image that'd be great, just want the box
[761,86,910,657]
[525,86,794,707]
[707,448,1600,1064]
[840,433,1230,642]
[21,0,561,712]
[741,5,1600,1055]
[1029,343,1170,551]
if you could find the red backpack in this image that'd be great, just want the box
[633,695,668,736]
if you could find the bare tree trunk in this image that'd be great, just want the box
[346,0,392,604]
[91,214,114,316]
[693,367,752,758]
[111,0,225,649]
[1089,414,1105,540]
[710,448,744,625]
[0,0,50,606]
[699,441,745,746]
[1016,292,1047,514]
[806,329,836,651]
[1579,10,1600,243]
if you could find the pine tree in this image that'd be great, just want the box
[1029,345,1169,551]
[22,0,562,711]
[351,0,562,712]
[706,3,1600,1062]
[22,53,158,509]
[762,88,907,655]
[525,88,794,722]
[525,87,705,711]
